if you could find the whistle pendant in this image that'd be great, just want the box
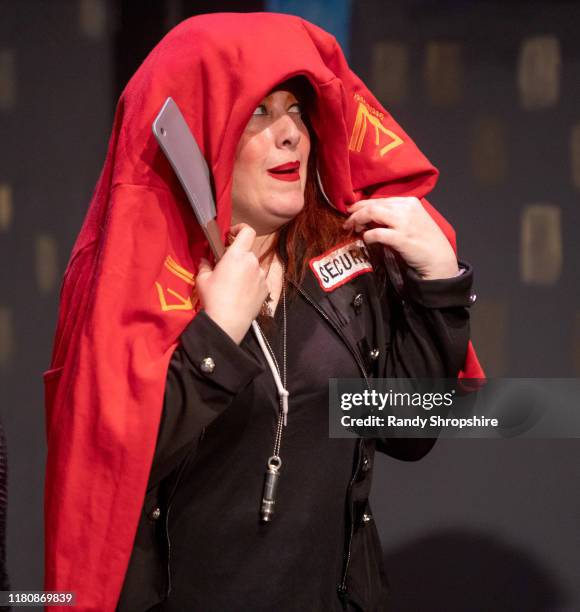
[260,456,282,522]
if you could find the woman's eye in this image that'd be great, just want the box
[251,103,303,117]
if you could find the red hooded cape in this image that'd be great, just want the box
[44,12,485,611]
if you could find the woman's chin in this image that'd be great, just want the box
[267,197,305,221]
[233,198,305,234]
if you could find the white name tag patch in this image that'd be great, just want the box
[309,239,373,292]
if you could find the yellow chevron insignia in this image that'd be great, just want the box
[349,100,403,157]
[156,255,196,312]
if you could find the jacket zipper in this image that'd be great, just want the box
[291,281,369,597]
[339,438,364,597]
[164,505,173,596]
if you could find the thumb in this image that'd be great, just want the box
[196,257,213,281]
[227,224,256,254]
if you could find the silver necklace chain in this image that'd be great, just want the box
[258,262,287,522]
[257,264,287,456]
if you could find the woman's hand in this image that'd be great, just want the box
[196,223,269,344]
[342,196,459,280]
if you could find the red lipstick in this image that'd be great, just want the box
[267,161,300,182]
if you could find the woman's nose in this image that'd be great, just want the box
[274,113,301,149]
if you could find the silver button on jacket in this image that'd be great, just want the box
[200,357,215,373]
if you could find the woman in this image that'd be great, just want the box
[44,12,483,612]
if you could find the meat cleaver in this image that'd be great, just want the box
[152,97,225,261]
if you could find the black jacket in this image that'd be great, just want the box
[117,247,475,612]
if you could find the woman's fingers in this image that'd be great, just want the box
[343,202,398,231]
[197,256,212,271]
[342,196,458,279]
[226,222,249,246]
[195,223,269,344]
[227,224,256,254]
[345,196,410,215]
[229,222,251,234]
[361,227,401,248]
[195,257,213,285]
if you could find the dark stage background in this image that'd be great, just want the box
[0,1,579,610]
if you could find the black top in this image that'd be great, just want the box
[161,287,365,612]
[116,246,476,612]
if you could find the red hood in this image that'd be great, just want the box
[44,12,484,611]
